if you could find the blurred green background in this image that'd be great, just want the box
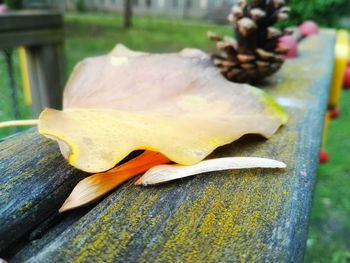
[1,1,350,262]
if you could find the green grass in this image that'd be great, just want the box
[64,13,230,73]
[0,12,349,262]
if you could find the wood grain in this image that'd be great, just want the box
[0,130,88,253]
[0,30,335,262]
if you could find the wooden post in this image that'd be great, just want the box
[123,0,132,28]
[0,11,65,117]
[23,44,65,116]
[3,48,19,120]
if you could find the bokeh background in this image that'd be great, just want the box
[0,1,349,262]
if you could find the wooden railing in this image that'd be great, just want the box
[0,30,336,262]
[0,10,64,117]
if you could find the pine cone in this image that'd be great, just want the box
[208,0,292,83]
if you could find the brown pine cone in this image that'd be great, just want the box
[209,0,292,83]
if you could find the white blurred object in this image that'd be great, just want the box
[0,4,8,14]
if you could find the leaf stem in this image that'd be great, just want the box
[0,119,38,128]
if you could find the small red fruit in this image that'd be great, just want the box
[299,21,319,37]
[320,150,328,164]
[278,35,298,58]
[0,4,8,14]
[330,108,340,119]
[343,66,350,88]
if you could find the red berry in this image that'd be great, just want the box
[320,150,328,164]
[299,21,319,36]
[343,66,350,88]
[330,108,340,119]
[278,35,298,58]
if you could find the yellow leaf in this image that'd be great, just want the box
[39,44,287,173]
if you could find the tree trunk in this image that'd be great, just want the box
[123,0,132,29]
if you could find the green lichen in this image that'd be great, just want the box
[19,201,33,214]
[257,88,289,124]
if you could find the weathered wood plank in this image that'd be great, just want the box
[0,29,64,49]
[0,130,88,253]
[0,11,62,32]
[0,11,65,114]
[25,44,65,115]
[0,30,335,262]
[0,11,63,49]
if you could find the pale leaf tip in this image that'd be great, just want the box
[273,160,287,168]
[58,198,74,213]
[134,178,144,186]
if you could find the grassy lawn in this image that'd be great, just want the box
[64,13,230,73]
[0,13,349,262]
